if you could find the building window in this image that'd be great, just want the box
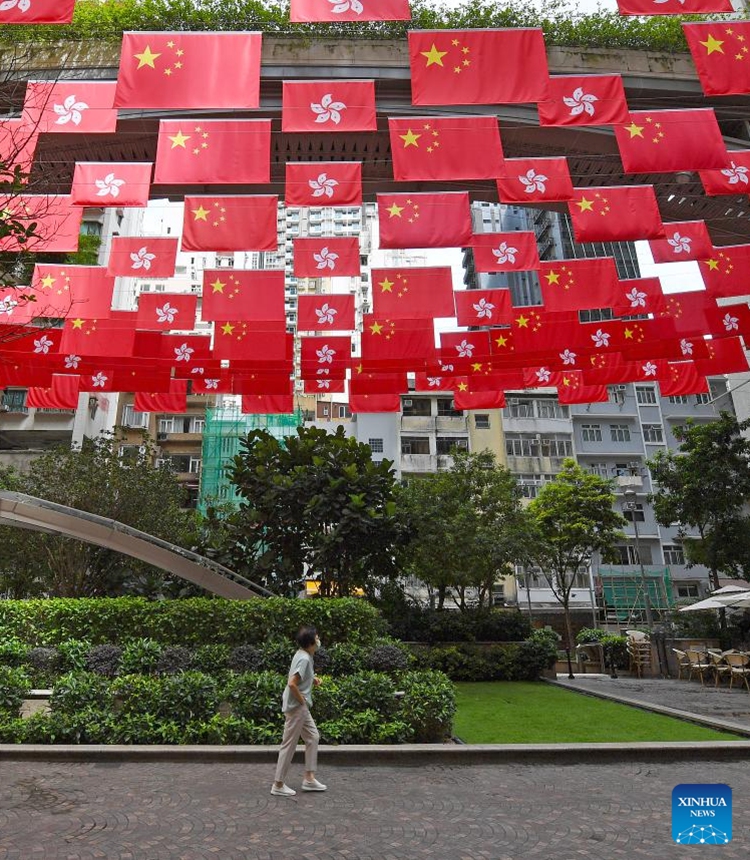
[623,503,645,523]
[506,433,539,458]
[517,473,555,499]
[608,385,627,404]
[581,424,602,443]
[506,398,535,418]
[335,404,351,418]
[436,397,462,417]
[121,405,149,429]
[614,544,653,565]
[474,413,490,429]
[401,436,430,455]
[664,544,686,566]
[642,424,664,444]
[402,398,431,416]
[588,462,609,478]
[668,395,689,405]
[635,385,657,405]
[695,393,712,405]
[676,583,700,599]
[1,389,28,413]
[368,438,384,453]
[537,400,568,419]
[610,424,631,442]
[436,437,468,455]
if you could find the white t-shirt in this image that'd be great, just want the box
[281,649,315,713]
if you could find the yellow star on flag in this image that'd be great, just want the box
[192,205,210,221]
[379,278,394,293]
[545,271,560,286]
[457,382,468,392]
[421,44,448,67]
[40,274,55,289]
[71,318,84,329]
[220,322,235,336]
[169,130,190,148]
[576,197,594,213]
[135,45,161,69]
[369,321,383,335]
[706,258,719,271]
[210,278,226,294]
[515,314,529,328]
[626,122,644,139]
[495,334,508,348]
[700,34,725,55]
[400,129,421,148]
[387,203,404,218]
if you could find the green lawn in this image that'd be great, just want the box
[454,682,744,744]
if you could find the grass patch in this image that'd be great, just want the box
[454,682,744,744]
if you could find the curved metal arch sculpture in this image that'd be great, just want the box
[0,491,271,600]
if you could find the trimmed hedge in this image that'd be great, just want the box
[386,607,532,644]
[0,597,384,647]
[411,642,553,682]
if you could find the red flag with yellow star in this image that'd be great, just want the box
[698,244,750,297]
[181,195,278,252]
[372,267,455,319]
[23,81,117,135]
[568,186,665,242]
[557,376,609,405]
[134,379,188,413]
[377,192,472,249]
[349,372,408,395]
[699,151,750,195]
[349,393,402,413]
[154,120,271,185]
[59,318,136,357]
[136,293,197,332]
[213,323,293,362]
[408,29,549,105]
[615,109,727,174]
[31,265,115,320]
[539,258,619,312]
[618,0,730,14]
[696,336,749,375]
[107,237,178,278]
[683,22,750,96]
[496,157,574,203]
[285,161,362,207]
[70,162,153,207]
[282,80,376,132]
[453,381,506,410]
[454,289,512,327]
[0,361,53,388]
[232,373,294,395]
[470,233,540,273]
[200,270,285,323]
[0,194,82,253]
[388,116,504,181]
[538,75,628,126]
[648,221,714,264]
[293,237,361,278]
[26,375,80,410]
[658,362,710,398]
[114,32,262,109]
[0,0,74,23]
[297,295,355,332]
[242,393,295,414]
[361,316,435,362]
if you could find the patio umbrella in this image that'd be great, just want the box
[680,591,750,612]
[679,596,732,612]
[711,584,750,595]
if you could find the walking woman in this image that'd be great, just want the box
[271,625,327,797]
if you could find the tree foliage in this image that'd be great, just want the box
[0,433,197,598]
[649,413,750,586]
[527,459,626,648]
[398,449,532,610]
[220,425,405,597]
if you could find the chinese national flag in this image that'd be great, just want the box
[619,0,730,12]
[232,373,294,395]
[242,394,295,414]
[557,378,609,405]
[568,186,664,242]
[615,109,727,174]
[70,162,153,207]
[0,195,82,253]
[297,295,355,332]
[0,362,53,388]
[282,81,376,132]
[293,237,361,278]
[0,0,74,23]
[699,151,750,195]
[60,318,136,357]
[349,393,401,413]
[408,29,549,105]
[154,120,271,185]
[182,196,278,252]
[372,267,455,319]
[134,380,189,413]
[698,245,750,298]
[305,378,346,394]
[107,237,178,279]
[454,289,512,327]
[290,0,411,20]
[658,363,709,397]
[114,32,262,109]
[388,116,504,181]
[377,192,472,249]
[0,119,38,176]
[539,258,619,312]
[696,336,750,375]
[23,81,118,135]
[649,221,714,264]
[538,75,628,126]
[470,233,540,272]
[683,23,750,96]
[32,265,115,319]
[136,293,198,331]
[349,372,408,395]
[285,161,362,207]
[201,270,285,322]
[612,277,666,318]
[496,157,574,203]
[213,323,293,362]
[26,375,80,410]
[361,317,435,362]
[453,383,506,411]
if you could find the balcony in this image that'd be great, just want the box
[401,415,435,432]
[400,453,438,473]
[436,415,466,432]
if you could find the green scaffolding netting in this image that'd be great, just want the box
[597,567,675,624]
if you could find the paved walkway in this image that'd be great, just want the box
[1,758,748,859]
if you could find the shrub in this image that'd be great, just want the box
[49,672,111,715]
[25,647,59,687]
[527,629,560,669]
[181,715,282,745]
[386,606,531,643]
[156,646,193,675]
[192,644,230,676]
[411,642,550,681]
[259,639,297,674]
[323,643,366,677]
[0,717,26,743]
[112,672,220,723]
[318,709,400,745]
[227,645,264,674]
[0,666,30,717]
[120,638,162,675]
[57,639,92,673]
[0,637,30,668]
[85,644,122,678]
[364,643,411,674]
[222,672,286,723]
[313,672,399,723]
[397,670,455,743]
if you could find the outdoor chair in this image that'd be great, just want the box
[685,649,713,685]
[672,648,690,680]
[625,630,648,642]
[627,638,652,678]
[724,652,750,692]
[706,650,731,687]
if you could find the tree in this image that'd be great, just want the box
[223,425,405,596]
[527,459,626,656]
[398,449,532,610]
[0,432,197,597]
[649,413,750,588]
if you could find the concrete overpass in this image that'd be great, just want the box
[3,36,750,243]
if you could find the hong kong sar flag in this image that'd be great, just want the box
[0,0,75,23]
[293,237,361,278]
[648,221,714,264]
[377,192,472,249]
[23,81,118,135]
[454,289,512,327]
[496,157,574,204]
[285,162,362,208]
[107,237,178,279]
[297,295,355,332]
[699,151,750,195]
[290,0,411,21]
[538,75,628,127]
[70,162,153,208]
[282,81,376,132]
[470,233,540,272]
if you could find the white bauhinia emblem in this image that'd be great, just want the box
[626,286,647,308]
[33,334,53,354]
[667,232,691,255]
[130,246,156,271]
[64,354,81,369]
[536,367,552,383]
[53,93,89,126]
[95,172,125,199]
[456,339,474,358]
[317,367,330,376]
[328,0,363,13]
[309,173,338,198]
[314,247,339,271]
[315,303,337,325]
[518,169,548,195]
[0,296,18,315]
[0,0,31,12]
[311,94,346,125]
[156,303,177,324]
[174,343,194,362]
[592,328,610,348]
[191,367,204,375]
[473,298,494,320]
[440,363,454,373]
[317,344,335,364]
[723,312,739,331]
[91,372,108,388]
[317,379,331,389]
[204,379,219,390]
[427,377,442,387]
[492,242,518,265]
[563,87,598,118]
[680,338,693,356]
[642,361,658,377]
[559,349,577,366]
[721,161,749,186]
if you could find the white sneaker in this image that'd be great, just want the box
[270,783,296,797]
[301,778,327,792]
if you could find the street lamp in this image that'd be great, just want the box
[623,488,654,632]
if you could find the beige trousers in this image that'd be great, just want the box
[274,704,319,784]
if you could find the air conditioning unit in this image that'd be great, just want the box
[403,399,413,407]
[157,432,168,441]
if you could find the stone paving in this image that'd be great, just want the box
[1,758,748,859]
